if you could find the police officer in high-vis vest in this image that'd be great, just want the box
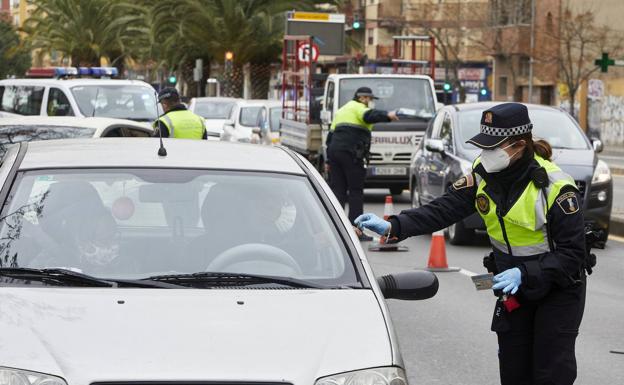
[355,103,587,385]
[327,87,398,240]
[154,87,207,139]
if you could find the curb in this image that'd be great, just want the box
[610,216,624,238]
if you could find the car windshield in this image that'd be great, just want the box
[338,78,436,118]
[458,108,590,155]
[193,100,235,119]
[240,106,263,127]
[0,125,96,158]
[71,85,158,121]
[0,169,358,287]
[269,107,282,132]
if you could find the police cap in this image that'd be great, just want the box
[467,103,532,149]
[158,87,180,102]
[354,87,379,100]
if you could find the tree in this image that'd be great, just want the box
[558,5,623,117]
[23,0,147,68]
[0,18,31,79]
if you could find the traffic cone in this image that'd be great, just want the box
[383,195,394,220]
[425,230,460,272]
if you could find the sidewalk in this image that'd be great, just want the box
[601,145,624,175]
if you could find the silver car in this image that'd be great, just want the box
[0,139,437,385]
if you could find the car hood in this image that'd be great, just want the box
[0,288,391,384]
[204,119,227,134]
[551,148,596,168]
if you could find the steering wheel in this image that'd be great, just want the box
[206,243,302,276]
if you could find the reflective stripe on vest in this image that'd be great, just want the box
[158,110,205,139]
[330,100,373,131]
[473,155,577,257]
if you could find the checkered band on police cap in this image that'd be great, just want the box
[479,122,533,137]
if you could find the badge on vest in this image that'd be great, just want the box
[476,193,490,214]
[452,174,474,190]
[556,191,579,215]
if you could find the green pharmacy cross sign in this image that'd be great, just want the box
[595,52,624,73]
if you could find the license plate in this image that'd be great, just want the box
[371,166,406,176]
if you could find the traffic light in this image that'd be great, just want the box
[168,75,177,84]
[443,82,452,92]
[480,88,488,96]
[353,20,361,29]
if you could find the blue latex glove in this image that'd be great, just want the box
[492,267,522,295]
[354,213,391,235]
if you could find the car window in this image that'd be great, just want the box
[0,125,96,158]
[269,107,281,132]
[71,85,158,121]
[47,88,75,117]
[193,100,235,119]
[457,109,590,151]
[239,106,263,127]
[439,113,454,151]
[0,85,45,115]
[0,169,357,286]
[102,127,151,137]
[429,111,446,140]
[326,81,335,112]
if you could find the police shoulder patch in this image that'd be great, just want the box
[452,174,474,191]
[556,191,579,215]
[476,193,490,214]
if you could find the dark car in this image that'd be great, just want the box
[409,102,612,244]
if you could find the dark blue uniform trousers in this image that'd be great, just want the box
[328,149,366,224]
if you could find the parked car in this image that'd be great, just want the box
[410,102,612,244]
[0,138,438,385]
[221,99,281,144]
[0,116,153,157]
[188,96,239,138]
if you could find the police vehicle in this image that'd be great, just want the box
[0,67,159,123]
[410,102,612,244]
[0,139,437,385]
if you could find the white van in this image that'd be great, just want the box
[0,78,159,122]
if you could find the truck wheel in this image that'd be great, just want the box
[445,221,474,245]
[390,187,404,195]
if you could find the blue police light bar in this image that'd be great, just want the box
[55,67,78,77]
[77,67,119,78]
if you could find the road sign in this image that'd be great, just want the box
[286,12,345,56]
[297,42,320,63]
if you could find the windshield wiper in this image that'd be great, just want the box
[145,271,339,289]
[0,267,185,288]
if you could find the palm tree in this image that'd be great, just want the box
[23,0,146,68]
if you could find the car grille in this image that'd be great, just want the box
[393,152,412,162]
[369,152,383,161]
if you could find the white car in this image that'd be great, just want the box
[0,78,159,122]
[0,116,153,157]
[0,138,437,385]
[188,96,239,138]
[222,99,282,144]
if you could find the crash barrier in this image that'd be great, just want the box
[425,230,460,272]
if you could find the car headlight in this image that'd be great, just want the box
[0,367,67,385]
[315,367,408,385]
[592,160,611,184]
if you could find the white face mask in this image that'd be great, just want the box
[480,142,520,173]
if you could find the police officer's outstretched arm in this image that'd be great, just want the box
[519,186,586,298]
[355,175,477,240]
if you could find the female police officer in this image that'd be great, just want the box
[355,103,587,385]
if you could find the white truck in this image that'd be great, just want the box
[281,73,440,195]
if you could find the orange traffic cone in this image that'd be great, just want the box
[383,195,394,220]
[425,230,460,272]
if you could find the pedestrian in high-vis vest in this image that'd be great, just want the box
[154,88,207,139]
[326,87,398,240]
[355,103,588,385]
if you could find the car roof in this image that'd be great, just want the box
[449,102,565,113]
[18,138,305,175]
[191,97,239,102]
[327,74,433,81]
[234,99,281,107]
[0,78,153,87]
[0,116,152,131]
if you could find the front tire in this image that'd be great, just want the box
[445,220,474,245]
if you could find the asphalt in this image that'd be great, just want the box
[362,190,624,385]
[600,147,624,237]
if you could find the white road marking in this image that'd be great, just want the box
[459,268,479,277]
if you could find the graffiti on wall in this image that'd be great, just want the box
[599,95,624,145]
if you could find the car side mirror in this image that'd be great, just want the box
[591,138,603,153]
[223,119,235,128]
[425,139,445,154]
[377,270,439,300]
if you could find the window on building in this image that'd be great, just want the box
[519,56,530,77]
[546,12,553,33]
[498,76,508,97]
[368,28,374,45]
[490,0,531,26]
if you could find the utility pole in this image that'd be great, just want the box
[528,0,536,103]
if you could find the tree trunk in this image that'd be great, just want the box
[250,62,272,99]
[568,90,576,119]
[223,63,243,98]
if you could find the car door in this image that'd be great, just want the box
[419,110,446,203]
